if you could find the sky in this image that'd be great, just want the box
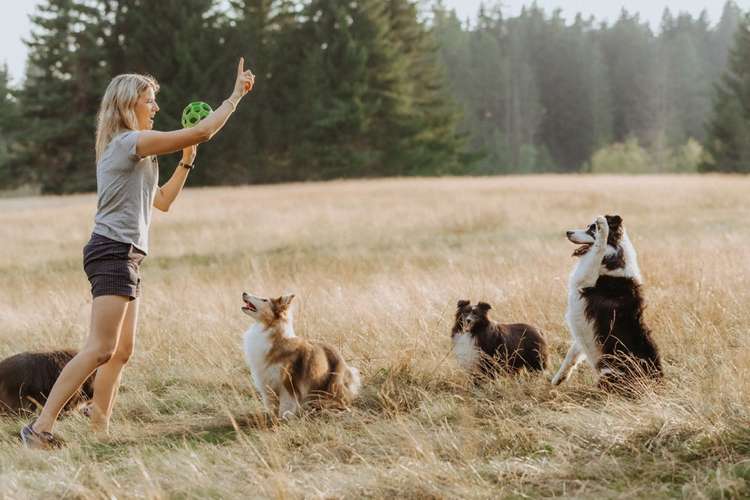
[2,0,748,84]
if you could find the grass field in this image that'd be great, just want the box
[1,175,749,499]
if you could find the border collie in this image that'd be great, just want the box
[0,350,94,414]
[451,300,548,378]
[241,293,361,418]
[551,215,662,389]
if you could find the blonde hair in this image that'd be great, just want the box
[95,74,160,162]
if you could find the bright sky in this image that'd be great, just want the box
[2,0,748,84]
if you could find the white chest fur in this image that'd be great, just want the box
[452,332,480,371]
[243,323,282,396]
[566,264,601,368]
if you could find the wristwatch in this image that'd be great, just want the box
[179,161,194,170]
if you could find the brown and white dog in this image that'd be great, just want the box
[451,300,548,379]
[241,293,361,418]
[0,350,94,414]
[551,215,662,389]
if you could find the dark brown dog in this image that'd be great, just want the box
[0,350,94,414]
[451,300,548,378]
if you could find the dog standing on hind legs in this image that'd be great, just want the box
[551,215,662,389]
[241,293,361,419]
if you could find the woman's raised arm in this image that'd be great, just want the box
[135,57,255,158]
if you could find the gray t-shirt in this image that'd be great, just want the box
[93,130,159,254]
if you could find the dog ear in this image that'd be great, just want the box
[605,214,622,227]
[457,299,470,309]
[476,302,492,313]
[278,294,295,307]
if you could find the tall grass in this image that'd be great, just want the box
[1,175,748,498]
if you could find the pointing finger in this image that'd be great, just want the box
[237,57,245,76]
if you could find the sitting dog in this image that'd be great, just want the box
[551,215,662,389]
[0,350,94,414]
[241,292,361,418]
[451,300,548,378]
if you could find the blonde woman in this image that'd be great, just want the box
[20,58,255,448]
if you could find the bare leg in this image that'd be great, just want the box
[551,342,585,385]
[33,296,129,434]
[90,298,139,434]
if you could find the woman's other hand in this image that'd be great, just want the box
[182,145,197,165]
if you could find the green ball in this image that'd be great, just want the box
[181,101,213,128]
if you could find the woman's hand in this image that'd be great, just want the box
[135,61,253,158]
[182,145,197,165]
[231,57,255,100]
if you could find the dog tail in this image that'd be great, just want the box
[331,361,362,404]
[325,348,361,405]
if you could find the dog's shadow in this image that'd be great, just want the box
[138,411,278,447]
[3,411,279,457]
[60,411,278,455]
[121,405,359,449]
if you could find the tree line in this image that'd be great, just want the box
[0,0,466,194]
[0,0,748,194]
[433,0,746,173]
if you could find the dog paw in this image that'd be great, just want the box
[79,401,94,418]
[280,410,298,421]
[594,216,609,244]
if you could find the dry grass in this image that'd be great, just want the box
[1,175,749,499]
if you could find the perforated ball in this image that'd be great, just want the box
[181,101,213,128]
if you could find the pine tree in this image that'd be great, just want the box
[292,0,384,178]
[589,39,614,151]
[293,0,464,179]
[226,0,322,183]
[598,10,660,147]
[507,6,552,170]
[712,1,743,78]
[702,14,750,172]
[466,8,509,171]
[382,0,466,175]
[433,5,492,171]
[12,0,108,193]
[535,12,603,170]
[0,63,20,187]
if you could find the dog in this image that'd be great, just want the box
[551,215,662,389]
[451,300,548,379]
[241,293,361,418]
[0,350,94,414]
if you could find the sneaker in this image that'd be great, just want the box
[20,420,64,449]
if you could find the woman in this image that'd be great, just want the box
[21,58,255,448]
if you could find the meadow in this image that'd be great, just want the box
[0,175,749,499]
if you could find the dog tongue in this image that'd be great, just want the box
[572,244,592,257]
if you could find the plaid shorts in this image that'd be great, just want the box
[83,233,145,300]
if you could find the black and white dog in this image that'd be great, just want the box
[451,300,548,379]
[551,215,662,389]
